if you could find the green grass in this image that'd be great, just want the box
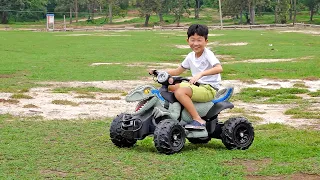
[234,87,310,103]
[0,115,319,179]
[52,86,124,94]
[52,100,79,106]
[10,93,33,99]
[285,106,320,119]
[308,90,320,97]
[0,29,319,179]
[0,30,319,92]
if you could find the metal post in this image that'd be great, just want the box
[218,0,223,29]
[64,15,66,31]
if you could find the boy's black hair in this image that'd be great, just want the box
[187,24,208,40]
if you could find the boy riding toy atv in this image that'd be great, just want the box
[110,70,254,154]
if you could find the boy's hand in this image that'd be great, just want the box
[148,69,155,75]
[189,73,202,85]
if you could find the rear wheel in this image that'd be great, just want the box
[154,119,186,155]
[221,117,254,150]
[110,113,137,148]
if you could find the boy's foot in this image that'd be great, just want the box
[185,120,206,130]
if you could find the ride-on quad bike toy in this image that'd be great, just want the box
[110,70,254,154]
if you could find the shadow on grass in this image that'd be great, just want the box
[127,137,227,155]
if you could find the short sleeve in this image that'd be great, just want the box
[181,53,191,69]
[206,49,220,67]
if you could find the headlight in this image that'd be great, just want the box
[157,71,170,83]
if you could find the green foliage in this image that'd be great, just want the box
[0,0,48,23]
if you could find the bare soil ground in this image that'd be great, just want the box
[0,77,319,129]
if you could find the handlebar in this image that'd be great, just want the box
[149,70,200,87]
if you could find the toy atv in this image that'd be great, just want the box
[110,71,254,154]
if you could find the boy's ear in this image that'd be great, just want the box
[186,38,189,43]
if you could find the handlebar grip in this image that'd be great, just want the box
[194,82,200,86]
[148,69,158,76]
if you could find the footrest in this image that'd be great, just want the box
[186,129,208,138]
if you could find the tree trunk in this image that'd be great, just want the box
[240,10,243,24]
[1,11,8,24]
[144,14,150,27]
[293,0,297,26]
[289,0,293,20]
[250,4,255,25]
[108,3,112,23]
[75,0,78,22]
[176,15,180,26]
[69,7,73,24]
[159,13,164,25]
[310,9,314,21]
[275,0,279,23]
[195,0,200,19]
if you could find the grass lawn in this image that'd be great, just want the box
[0,115,319,179]
[0,29,319,179]
[0,29,319,92]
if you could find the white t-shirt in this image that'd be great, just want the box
[181,48,221,89]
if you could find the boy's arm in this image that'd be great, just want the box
[189,64,223,84]
[167,66,186,76]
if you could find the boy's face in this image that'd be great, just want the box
[187,33,208,55]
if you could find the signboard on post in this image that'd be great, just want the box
[46,14,55,31]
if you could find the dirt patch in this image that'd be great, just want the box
[208,34,224,37]
[282,30,320,35]
[247,173,320,180]
[90,62,180,69]
[219,42,248,46]
[224,58,295,64]
[175,42,247,49]
[225,159,320,179]
[0,79,319,129]
[224,158,272,174]
[0,74,13,78]
[113,17,138,23]
[175,45,190,49]
[40,169,68,178]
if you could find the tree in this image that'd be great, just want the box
[104,0,127,24]
[157,0,170,25]
[170,0,190,26]
[303,0,320,21]
[137,0,160,27]
[0,0,47,24]
[55,0,76,24]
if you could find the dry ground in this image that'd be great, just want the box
[0,77,319,130]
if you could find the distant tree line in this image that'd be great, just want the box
[0,0,319,25]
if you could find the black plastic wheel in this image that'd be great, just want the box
[187,137,212,144]
[153,119,186,155]
[221,117,254,150]
[110,113,137,148]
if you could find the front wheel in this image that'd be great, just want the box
[153,119,186,155]
[221,117,254,150]
[110,113,137,148]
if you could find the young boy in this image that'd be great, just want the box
[152,24,222,129]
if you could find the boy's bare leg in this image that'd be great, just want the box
[174,87,206,124]
[168,84,179,92]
